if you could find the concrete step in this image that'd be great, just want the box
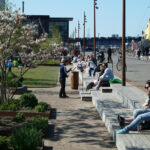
[80,93,92,101]
[102,87,113,93]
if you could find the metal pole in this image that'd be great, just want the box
[78,21,80,51]
[75,27,76,49]
[73,31,75,49]
[122,0,126,86]
[94,0,96,58]
[83,12,86,57]
[22,1,24,13]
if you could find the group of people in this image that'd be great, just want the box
[76,54,114,90]
[59,53,114,98]
[59,54,150,134]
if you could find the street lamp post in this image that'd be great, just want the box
[83,11,87,57]
[75,27,77,49]
[78,21,80,51]
[98,33,100,49]
[122,0,126,86]
[73,30,75,49]
[94,0,99,59]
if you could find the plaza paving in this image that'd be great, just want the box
[29,76,117,150]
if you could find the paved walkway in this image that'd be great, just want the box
[29,76,117,150]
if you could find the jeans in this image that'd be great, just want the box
[89,67,98,77]
[88,68,94,76]
[124,109,150,131]
[59,78,66,97]
[93,66,100,76]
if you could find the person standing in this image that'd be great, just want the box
[59,59,72,98]
[137,49,141,60]
[107,47,112,63]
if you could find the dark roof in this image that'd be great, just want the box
[25,15,73,21]
[26,15,50,19]
[49,17,73,21]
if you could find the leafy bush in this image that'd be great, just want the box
[6,79,22,87]
[0,136,10,150]
[13,113,26,123]
[26,116,48,133]
[34,105,45,112]
[38,102,49,109]
[0,100,20,111]
[0,102,9,110]
[19,93,38,108]
[6,72,22,88]
[44,60,60,65]
[7,72,17,79]
[34,102,49,112]
[9,127,42,150]
[8,103,20,111]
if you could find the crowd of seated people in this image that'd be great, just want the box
[73,54,114,90]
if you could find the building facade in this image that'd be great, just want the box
[26,15,73,41]
[49,18,73,41]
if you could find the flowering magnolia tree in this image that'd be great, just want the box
[0,10,48,103]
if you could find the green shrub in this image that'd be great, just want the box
[0,100,20,111]
[7,72,17,79]
[8,103,19,111]
[34,102,49,112]
[6,72,22,88]
[34,105,45,112]
[44,60,60,65]
[22,107,32,110]
[6,79,22,87]
[0,136,10,150]
[13,112,26,123]
[0,102,9,110]
[9,127,42,150]
[19,93,38,108]
[26,116,48,133]
[38,102,49,110]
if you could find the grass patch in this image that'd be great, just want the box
[12,66,59,88]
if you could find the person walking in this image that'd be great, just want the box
[59,59,72,98]
[107,47,112,63]
[137,49,141,60]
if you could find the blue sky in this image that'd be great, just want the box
[10,0,150,37]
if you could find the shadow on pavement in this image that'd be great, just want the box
[45,107,116,148]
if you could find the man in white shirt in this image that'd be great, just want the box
[96,63,114,90]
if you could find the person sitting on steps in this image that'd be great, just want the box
[95,63,114,90]
[117,80,150,134]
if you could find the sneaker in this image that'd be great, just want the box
[64,95,69,98]
[95,86,99,90]
[117,129,128,134]
[59,96,66,98]
[117,115,125,129]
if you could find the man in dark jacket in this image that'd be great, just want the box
[59,59,72,98]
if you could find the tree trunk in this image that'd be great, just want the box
[0,61,7,104]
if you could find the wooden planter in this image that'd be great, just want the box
[0,109,51,118]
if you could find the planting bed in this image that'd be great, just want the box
[0,117,28,136]
[0,109,51,118]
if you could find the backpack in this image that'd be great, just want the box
[86,82,95,91]
[141,121,150,130]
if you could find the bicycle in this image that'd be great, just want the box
[116,54,127,71]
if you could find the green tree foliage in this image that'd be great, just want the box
[51,25,62,45]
